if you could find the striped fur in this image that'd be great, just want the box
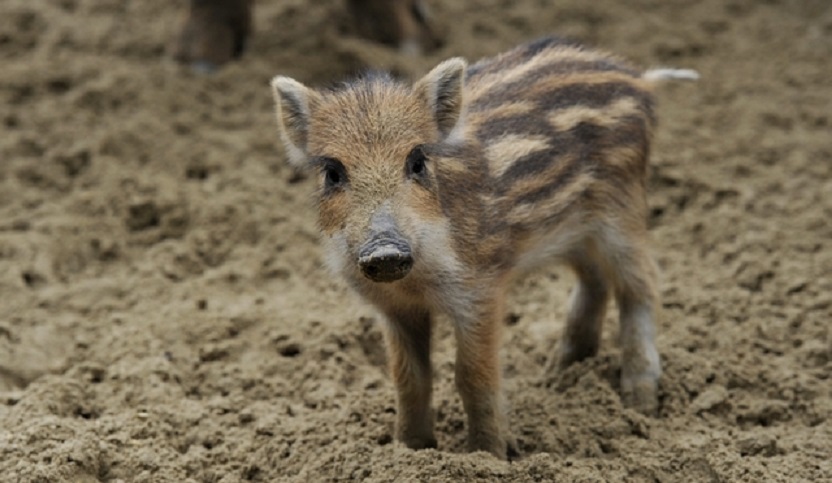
[270,36,687,460]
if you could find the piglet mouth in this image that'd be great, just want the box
[357,235,413,283]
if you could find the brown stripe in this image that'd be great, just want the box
[467,36,588,78]
[466,51,612,102]
[484,115,649,195]
[475,111,555,140]
[547,96,641,132]
[485,134,551,177]
[470,66,644,112]
[536,81,654,121]
[493,136,574,189]
[512,154,586,206]
[474,81,653,139]
[469,100,537,123]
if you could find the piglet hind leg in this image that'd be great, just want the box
[453,296,518,460]
[605,231,662,416]
[551,250,611,371]
[382,307,437,450]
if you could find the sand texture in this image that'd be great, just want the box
[1,0,830,481]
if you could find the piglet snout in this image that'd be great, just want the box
[358,235,413,283]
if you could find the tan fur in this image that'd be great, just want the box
[270,36,686,460]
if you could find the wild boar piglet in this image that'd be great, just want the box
[270,37,697,459]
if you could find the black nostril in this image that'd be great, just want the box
[364,264,380,277]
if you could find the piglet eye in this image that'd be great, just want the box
[325,166,340,186]
[405,145,427,178]
[320,157,347,191]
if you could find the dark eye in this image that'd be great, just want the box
[325,165,341,186]
[405,145,427,178]
[319,157,347,191]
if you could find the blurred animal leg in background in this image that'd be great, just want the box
[172,0,253,74]
[346,0,441,55]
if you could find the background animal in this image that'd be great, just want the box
[173,0,440,72]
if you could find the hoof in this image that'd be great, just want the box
[621,375,659,416]
[402,434,437,450]
[468,433,515,460]
[506,434,521,461]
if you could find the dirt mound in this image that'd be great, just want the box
[1,0,830,481]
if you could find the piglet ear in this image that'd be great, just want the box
[413,57,467,141]
[270,76,320,167]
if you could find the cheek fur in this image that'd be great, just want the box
[318,193,350,236]
[397,186,459,270]
[321,232,350,277]
[395,182,446,255]
[402,182,444,222]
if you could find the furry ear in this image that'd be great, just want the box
[413,57,467,141]
[270,76,319,167]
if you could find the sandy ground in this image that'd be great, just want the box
[1,0,830,481]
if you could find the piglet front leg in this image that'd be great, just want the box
[382,307,437,450]
[452,294,518,460]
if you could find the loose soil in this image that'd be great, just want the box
[1,0,830,481]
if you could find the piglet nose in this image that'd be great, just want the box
[358,240,413,283]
